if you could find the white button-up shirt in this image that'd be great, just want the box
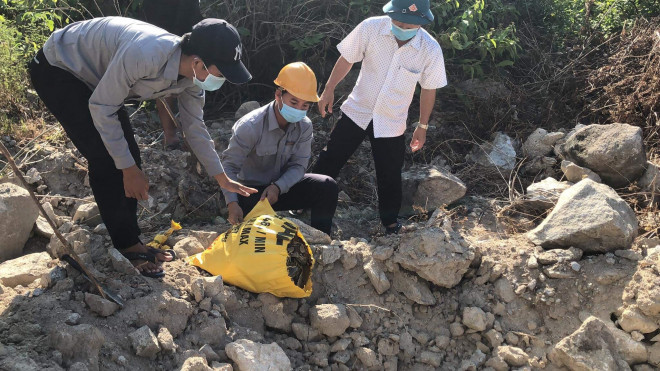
[337,16,447,138]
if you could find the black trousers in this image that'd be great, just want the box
[237,174,338,235]
[29,49,142,250]
[313,114,405,226]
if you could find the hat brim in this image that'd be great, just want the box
[215,60,252,85]
[383,2,434,25]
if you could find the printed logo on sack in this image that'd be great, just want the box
[234,44,242,61]
[409,3,418,12]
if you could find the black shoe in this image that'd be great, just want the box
[385,222,403,235]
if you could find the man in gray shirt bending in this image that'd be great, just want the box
[29,17,257,277]
[221,62,338,235]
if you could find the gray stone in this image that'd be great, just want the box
[180,356,212,371]
[558,123,647,187]
[392,271,436,305]
[258,293,293,332]
[310,304,350,337]
[561,160,602,183]
[199,344,220,362]
[356,347,381,369]
[319,245,341,265]
[235,101,261,119]
[484,329,504,348]
[50,324,105,371]
[523,128,565,158]
[536,247,583,265]
[84,293,119,317]
[525,177,572,209]
[287,217,331,244]
[128,326,161,358]
[107,248,139,275]
[496,346,529,367]
[34,216,54,238]
[527,179,638,252]
[378,338,400,356]
[394,226,475,288]
[420,351,444,367]
[550,316,631,370]
[462,307,488,332]
[0,183,39,261]
[615,249,643,261]
[494,278,516,303]
[637,161,660,192]
[468,132,517,171]
[401,165,466,215]
[157,327,177,354]
[72,202,101,227]
[24,168,42,184]
[225,339,291,371]
[619,307,658,334]
[0,252,56,288]
[174,237,205,258]
[291,322,322,342]
[363,259,390,294]
[603,320,648,365]
[346,305,363,328]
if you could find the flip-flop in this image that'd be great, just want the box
[147,247,177,261]
[122,251,166,278]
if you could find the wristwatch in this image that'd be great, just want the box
[415,122,429,130]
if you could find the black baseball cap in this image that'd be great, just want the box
[188,18,252,84]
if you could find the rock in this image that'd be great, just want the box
[615,250,643,261]
[463,307,488,331]
[496,346,529,367]
[119,291,194,337]
[460,350,488,370]
[202,276,224,301]
[378,338,400,356]
[72,202,101,227]
[450,322,465,337]
[47,229,91,258]
[603,320,648,365]
[0,252,57,288]
[199,344,220,362]
[648,343,660,367]
[558,123,647,187]
[637,161,660,192]
[331,350,351,364]
[180,356,212,371]
[494,278,516,303]
[400,165,467,214]
[346,305,363,328]
[527,179,638,252]
[34,215,54,238]
[157,327,177,354]
[363,259,390,294]
[391,271,436,305]
[310,304,350,337]
[287,217,331,244]
[107,247,139,275]
[319,245,341,265]
[50,324,105,371]
[525,177,572,209]
[290,322,320,342]
[394,226,475,288]
[24,167,42,184]
[561,160,602,183]
[372,245,394,261]
[225,339,291,371]
[84,293,119,317]
[468,132,517,171]
[258,293,293,332]
[235,101,261,119]
[0,354,40,371]
[571,261,581,271]
[174,237,205,257]
[331,338,352,352]
[484,329,504,348]
[420,351,444,367]
[0,183,39,261]
[128,326,161,358]
[210,363,233,371]
[536,247,583,265]
[523,128,565,158]
[185,313,227,347]
[355,347,381,369]
[190,278,205,303]
[543,262,576,279]
[66,312,81,325]
[485,355,509,371]
[550,316,630,370]
[619,307,658,334]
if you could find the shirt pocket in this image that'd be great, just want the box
[392,67,421,96]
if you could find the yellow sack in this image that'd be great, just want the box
[188,200,314,298]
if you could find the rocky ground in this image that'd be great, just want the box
[0,96,659,371]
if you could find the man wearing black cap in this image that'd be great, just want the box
[28,16,256,277]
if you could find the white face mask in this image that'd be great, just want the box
[192,60,226,91]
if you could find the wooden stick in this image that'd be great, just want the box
[0,141,108,299]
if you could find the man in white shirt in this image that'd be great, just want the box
[314,0,448,234]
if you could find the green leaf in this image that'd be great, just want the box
[496,60,514,67]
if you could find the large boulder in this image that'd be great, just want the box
[558,123,647,187]
[527,179,638,252]
[549,316,633,370]
[225,339,291,371]
[0,183,39,261]
[394,226,475,288]
[468,132,517,171]
[400,165,466,215]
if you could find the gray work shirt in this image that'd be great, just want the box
[221,101,313,204]
[42,16,224,176]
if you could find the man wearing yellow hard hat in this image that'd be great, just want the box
[221,62,339,235]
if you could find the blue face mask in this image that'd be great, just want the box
[193,61,226,91]
[391,22,419,41]
[278,101,308,123]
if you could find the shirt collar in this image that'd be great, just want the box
[379,18,422,50]
[267,101,281,132]
[164,42,182,82]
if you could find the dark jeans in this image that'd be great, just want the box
[313,114,405,226]
[29,49,142,250]
[237,174,338,235]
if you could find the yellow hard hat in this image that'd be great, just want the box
[273,62,320,103]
